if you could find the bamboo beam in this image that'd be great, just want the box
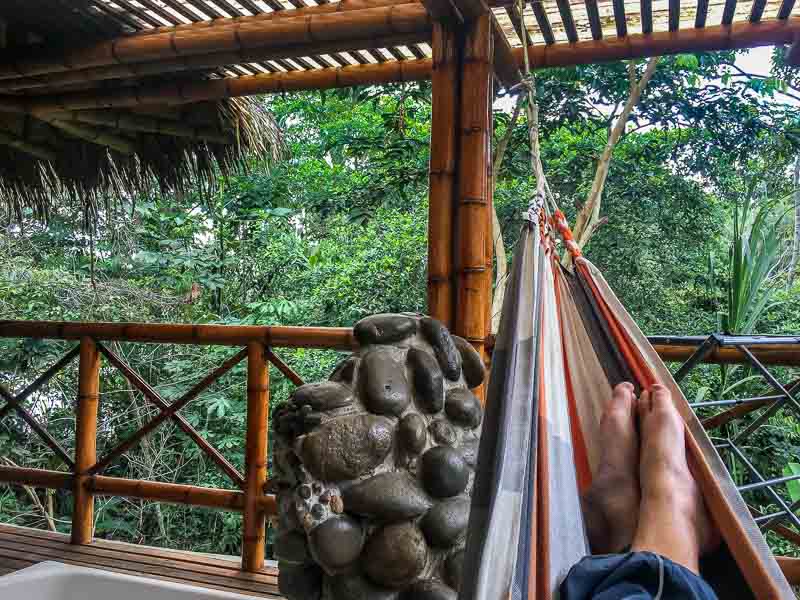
[722,0,738,24]
[50,110,233,144]
[242,342,269,572]
[585,0,603,40]
[0,4,430,80]
[0,320,355,349]
[778,0,796,19]
[455,14,492,402]
[611,0,628,37]
[0,465,72,490]
[531,0,556,45]
[427,22,460,330]
[72,337,100,546]
[556,0,579,42]
[653,343,800,366]
[641,0,653,33]
[9,60,431,114]
[514,19,800,69]
[695,0,710,28]
[777,557,800,585]
[668,0,680,31]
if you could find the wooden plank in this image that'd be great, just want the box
[531,0,556,44]
[778,0,796,19]
[668,0,680,31]
[585,0,603,40]
[695,0,710,28]
[556,0,579,42]
[0,533,279,595]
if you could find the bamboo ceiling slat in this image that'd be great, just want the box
[695,0,709,26]
[721,0,737,22]
[750,0,769,19]
[669,0,679,29]
[585,0,604,37]
[612,0,628,35]
[112,0,171,27]
[779,0,796,17]
[532,1,558,42]
[157,0,202,21]
[556,0,581,39]
[505,4,526,42]
[90,1,145,30]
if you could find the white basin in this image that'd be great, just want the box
[0,561,259,600]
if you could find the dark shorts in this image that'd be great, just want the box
[559,552,719,600]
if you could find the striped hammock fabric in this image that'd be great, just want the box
[459,212,794,600]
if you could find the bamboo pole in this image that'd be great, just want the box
[0,465,72,490]
[72,336,100,545]
[0,4,430,80]
[0,129,57,161]
[455,14,493,402]
[1,60,431,115]
[242,342,269,572]
[427,22,460,330]
[43,119,137,155]
[0,320,355,349]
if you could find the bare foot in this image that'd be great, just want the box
[581,382,640,554]
[631,384,715,574]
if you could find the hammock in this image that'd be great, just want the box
[458,197,795,599]
[457,5,794,593]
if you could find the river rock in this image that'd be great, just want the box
[452,336,485,389]
[361,348,411,416]
[355,314,417,345]
[330,356,359,385]
[420,497,470,548]
[274,530,311,565]
[328,573,400,600]
[445,388,482,429]
[419,317,461,381]
[421,446,469,498]
[279,562,322,600]
[403,581,457,600]
[407,347,444,413]
[343,472,432,522]
[429,419,457,446]
[444,551,464,592]
[299,414,393,481]
[398,413,427,454]
[309,515,364,574]
[363,522,428,588]
[293,381,353,412]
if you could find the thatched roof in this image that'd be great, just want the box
[0,2,283,219]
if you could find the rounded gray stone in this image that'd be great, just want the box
[279,562,322,600]
[420,497,470,548]
[329,356,359,385]
[402,581,457,600]
[445,388,482,429]
[327,573,400,600]
[419,317,462,381]
[299,414,393,481]
[363,522,428,589]
[361,348,411,416]
[342,472,432,522]
[398,413,427,455]
[429,419,457,446]
[452,335,486,389]
[406,347,444,413]
[354,314,417,345]
[274,530,311,565]
[444,551,464,592]
[309,515,364,574]
[421,446,469,498]
[293,381,353,412]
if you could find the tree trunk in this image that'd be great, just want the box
[567,57,660,263]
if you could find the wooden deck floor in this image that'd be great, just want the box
[0,523,282,598]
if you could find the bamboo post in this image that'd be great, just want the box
[455,14,493,401]
[427,22,461,329]
[72,336,100,545]
[242,342,269,572]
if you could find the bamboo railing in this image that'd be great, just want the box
[0,320,796,576]
[0,320,325,574]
